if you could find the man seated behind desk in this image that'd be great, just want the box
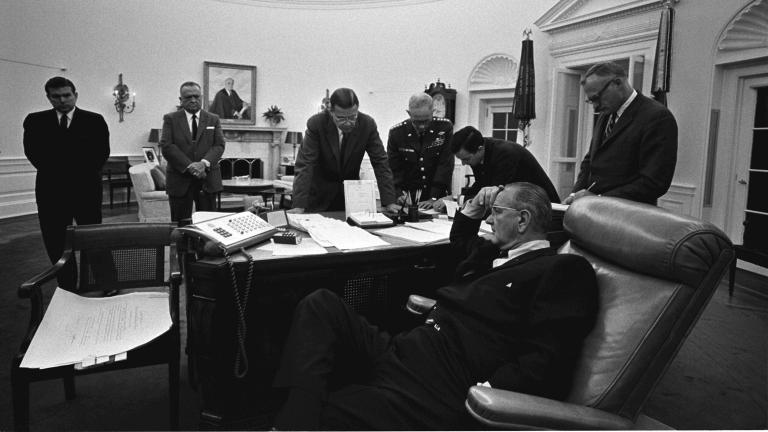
[434,126,560,212]
[290,87,399,213]
[271,182,598,430]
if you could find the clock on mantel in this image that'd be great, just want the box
[424,79,456,123]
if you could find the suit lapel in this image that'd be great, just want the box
[177,111,193,143]
[598,96,642,150]
[197,111,209,142]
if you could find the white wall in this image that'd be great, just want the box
[1,0,556,159]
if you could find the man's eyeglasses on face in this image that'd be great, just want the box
[332,112,358,124]
[491,205,523,216]
[585,78,615,104]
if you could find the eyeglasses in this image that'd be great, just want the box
[585,78,615,104]
[490,205,524,216]
[332,112,358,124]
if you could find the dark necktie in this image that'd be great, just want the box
[191,114,198,139]
[605,114,616,139]
[340,133,348,168]
[59,114,68,131]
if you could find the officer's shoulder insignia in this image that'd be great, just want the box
[433,117,452,123]
[390,120,408,130]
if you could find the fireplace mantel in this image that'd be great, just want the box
[220,125,285,180]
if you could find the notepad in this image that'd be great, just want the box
[348,211,394,228]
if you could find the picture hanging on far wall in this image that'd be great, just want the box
[203,61,257,126]
[142,146,159,165]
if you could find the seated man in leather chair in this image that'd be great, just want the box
[271,182,599,430]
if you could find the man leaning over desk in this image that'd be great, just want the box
[290,87,399,213]
[271,182,598,430]
[564,61,677,205]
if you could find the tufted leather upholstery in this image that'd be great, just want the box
[466,196,733,429]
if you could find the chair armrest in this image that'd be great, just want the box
[168,271,182,323]
[139,191,169,200]
[18,250,73,298]
[465,386,634,430]
[406,294,437,315]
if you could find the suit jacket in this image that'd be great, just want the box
[159,109,225,197]
[292,111,396,211]
[23,107,110,206]
[466,138,560,203]
[415,211,598,401]
[573,93,677,204]
[387,117,454,199]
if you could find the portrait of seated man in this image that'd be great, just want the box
[271,182,598,430]
[209,77,250,120]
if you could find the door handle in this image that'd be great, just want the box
[738,179,748,185]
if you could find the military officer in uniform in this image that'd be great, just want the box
[387,93,454,209]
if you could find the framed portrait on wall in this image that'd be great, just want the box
[203,61,257,125]
[142,146,159,165]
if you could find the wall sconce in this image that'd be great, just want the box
[113,73,135,122]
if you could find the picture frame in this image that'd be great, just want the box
[142,146,159,166]
[203,61,257,125]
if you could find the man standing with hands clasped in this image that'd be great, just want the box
[564,61,677,205]
[160,81,225,222]
[23,76,110,287]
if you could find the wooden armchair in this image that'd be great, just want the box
[11,223,181,431]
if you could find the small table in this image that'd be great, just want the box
[219,179,285,209]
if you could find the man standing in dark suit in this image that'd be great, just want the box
[440,126,560,208]
[387,93,454,209]
[564,61,677,205]
[291,88,398,213]
[160,81,225,222]
[23,77,110,282]
[272,182,598,430]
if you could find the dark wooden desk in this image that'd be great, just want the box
[176,217,457,428]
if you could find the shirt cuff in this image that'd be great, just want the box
[201,159,210,169]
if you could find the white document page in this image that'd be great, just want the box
[349,211,392,225]
[343,180,377,218]
[444,200,458,218]
[405,220,453,236]
[312,224,390,250]
[21,288,172,369]
[374,226,448,244]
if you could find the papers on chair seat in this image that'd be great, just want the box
[21,288,172,369]
[374,226,448,244]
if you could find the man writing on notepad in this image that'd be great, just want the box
[564,62,677,205]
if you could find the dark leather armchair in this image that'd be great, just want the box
[11,223,181,431]
[465,197,733,429]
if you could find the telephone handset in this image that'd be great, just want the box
[176,211,278,256]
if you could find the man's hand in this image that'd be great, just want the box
[417,199,434,210]
[384,203,401,214]
[563,189,595,204]
[186,161,208,179]
[461,186,502,219]
[286,207,305,214]
[431,195,453,213]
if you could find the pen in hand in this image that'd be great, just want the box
[586,181,597,192]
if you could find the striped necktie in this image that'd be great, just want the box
[605,114,616,138]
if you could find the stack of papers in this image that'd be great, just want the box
[286,213,390,250]
[405,220,453,236]
[21,288,172,369]
[374,226,448,244]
